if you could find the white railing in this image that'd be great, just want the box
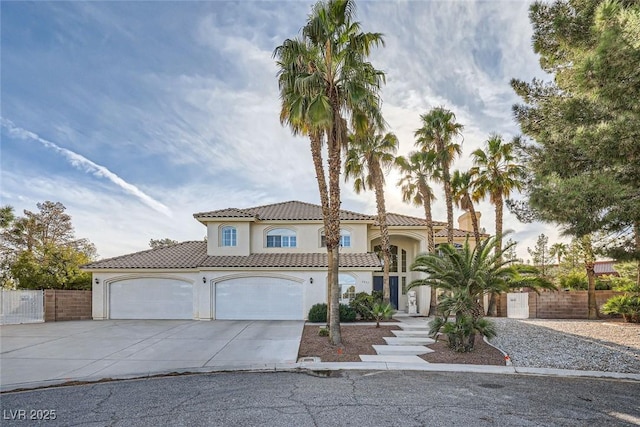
[0,290,44,325]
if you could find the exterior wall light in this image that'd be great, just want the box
[94,277,100,284]
[202,277,207,283]
[310,277,314,284]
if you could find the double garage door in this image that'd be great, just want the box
[109,276,303,320]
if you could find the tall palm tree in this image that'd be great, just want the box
[471,133,525,315]
[451,169,482,247]
[414,107,463,244]
[274,0,385,345]
[345,128,398,305]
[396,151,439,315]
[549,242,568,264]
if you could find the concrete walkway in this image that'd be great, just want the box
[0,320,303,391]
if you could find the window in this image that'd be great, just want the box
[221,226,237,247]
[401,249,407,273]
[320,229,351,248]
[374,245,398,272]
[339,274,357,303]
[266,228,297,248]
[402,277,407,295]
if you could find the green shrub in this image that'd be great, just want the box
[318,327,329,337]
[602,295,640,323]
[308,303,356,322]
[349,291,383,320]
[558,269,587,290]
[339,303,357,322]
[308,303,327,322]
[371,302,394,327]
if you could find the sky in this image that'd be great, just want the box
[1,0,566,261]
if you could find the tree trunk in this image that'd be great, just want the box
[418,183,437,316]
[468,201,481,248]
[582,235,598,320]
[443,169,454,245]
[309,132,333,324]
[486,193,504,317]
[372,162,391,305]
[326,115,343,345]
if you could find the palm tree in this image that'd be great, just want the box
[414,107,464,244]
[345,128,398,305]
[410,236,555,351]
[274,0,385,345]
[396,150,439,315]
[550,242,568,264]
[451,169,481,247]
[409,237,513,352]
[471,133,524,316]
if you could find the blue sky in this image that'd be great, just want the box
[1,0,561,260]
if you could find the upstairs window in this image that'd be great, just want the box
[320,229,351,248]
[266,228,297,248]
[221,226,237,247]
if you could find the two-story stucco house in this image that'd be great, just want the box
[85,200,480,320]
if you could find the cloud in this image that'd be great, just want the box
[1,118,172,217]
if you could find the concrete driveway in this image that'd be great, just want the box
[0,320,304,391]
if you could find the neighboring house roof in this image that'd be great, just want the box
[83,241,381,270]
[194,200,372,222]
[594,260,619,276]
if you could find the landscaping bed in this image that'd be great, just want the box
[298,323,506,365]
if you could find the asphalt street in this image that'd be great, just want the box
[1,371,639,426]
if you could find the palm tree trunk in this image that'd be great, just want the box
[582,235,598,320]
[443,169,454,245]
[327,116,343,345]
[635,222,640,288]
[418,182,437,315]
[468,202,481,248]
[309,132,332,323]
[372,162,391,306]
[487,193,504,317]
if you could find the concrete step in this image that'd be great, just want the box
[383,337,435,346]
[372,345,434,355]
[359,355,428,363]
[391,330,431,338]
[397,323,429,331]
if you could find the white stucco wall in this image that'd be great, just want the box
[206,222,251,256]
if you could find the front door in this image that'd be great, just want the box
[373,276,399,309]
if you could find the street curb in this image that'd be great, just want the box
[2,362,639,393]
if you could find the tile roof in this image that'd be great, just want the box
[83,241,208,269]
[83,241,380,269]
[594,261,618,276]
[194,200,373,221]
[200,252,381,268]
[382,213,446,227]
[434,228,473,238]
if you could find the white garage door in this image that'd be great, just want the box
[110,278,193,319]
[215,277,303,320]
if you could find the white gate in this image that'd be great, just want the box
[0,290,44,325]
[507,292,529,319]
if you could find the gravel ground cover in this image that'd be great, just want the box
[489,318,640,373]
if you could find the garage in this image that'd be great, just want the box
[215,277,303,320]
[109,278,193,319]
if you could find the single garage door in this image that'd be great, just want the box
[110,278,193,319]
[215,277,303,320]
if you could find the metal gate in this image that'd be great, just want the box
[0,290,44,325]
[507,292,529,319]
